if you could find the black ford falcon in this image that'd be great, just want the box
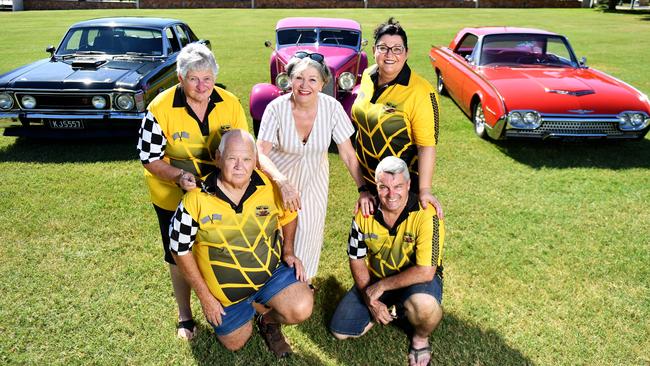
[0,17,210,138]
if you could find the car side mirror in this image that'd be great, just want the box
[264,40,272,48]
[465,54,473,63]
[46,45,56,59]
[361,39,368,48]
[579,56,588,68]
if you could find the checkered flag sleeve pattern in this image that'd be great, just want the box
[169,202,198,256]
[137,111,167,164]
[347,219,367,259]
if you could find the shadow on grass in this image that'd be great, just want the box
[313,276,533,365]
[0,136,138,163]
[491,138,650,170]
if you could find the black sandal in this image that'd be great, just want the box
[177,319,197,340]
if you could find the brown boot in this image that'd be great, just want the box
[256,313,292,358]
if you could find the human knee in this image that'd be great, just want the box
[279,289,313,324]
[404,294,442,323]
[219,334,250,352]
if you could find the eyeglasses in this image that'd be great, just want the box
[295,51,325,64]
[375,44,406,55]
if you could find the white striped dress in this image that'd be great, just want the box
[258,93,355,279]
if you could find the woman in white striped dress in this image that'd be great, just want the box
[257,52,373,282]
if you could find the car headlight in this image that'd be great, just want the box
[337,72,355,91]
[275,72,290,91]
[116,94,135,110]
[21,95,36,109]
[618,111,650,131]
[0,93,13,110]
[92,95,107,109]
[507,110,541,129]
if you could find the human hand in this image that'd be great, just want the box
[179,171,197,191]
[283,253,306,282]
[419,190,444,219]
[199,295,226,327]
[278,180,301,212]
[367,300,393,325]
[354,192,376,217]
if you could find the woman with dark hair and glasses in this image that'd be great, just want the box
[352,17,444,218]
[257,52,373,283]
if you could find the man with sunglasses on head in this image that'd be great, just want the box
[350,17,444,221]
[330,156,445,366]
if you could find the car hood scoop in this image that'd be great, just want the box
[71,58,108,69]
[546,89,595,96]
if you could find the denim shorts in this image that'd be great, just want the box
[329,273,443,336]
[212,264,299,336]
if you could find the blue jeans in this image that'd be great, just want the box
[329,274,443,336]
[212,264,299,336]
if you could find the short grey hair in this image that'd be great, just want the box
[218,129,257,156]
[176,43,219,79]
[375,156,410,182]
[286,56,331,85]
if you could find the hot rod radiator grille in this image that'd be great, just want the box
[322,75,335,97]
[15,93,111,111]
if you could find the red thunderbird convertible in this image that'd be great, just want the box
[429,27,650,140]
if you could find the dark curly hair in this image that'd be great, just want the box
[373,17,408,50]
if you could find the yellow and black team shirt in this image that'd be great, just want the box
[169,170,297,307]
[137,84,247,211]
[347,193,445,279]
[351,63,441,193]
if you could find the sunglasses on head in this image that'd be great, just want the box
[294,51,325,64]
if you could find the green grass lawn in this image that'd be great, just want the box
[1,8,649,366]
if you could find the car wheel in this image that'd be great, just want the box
[473,102,488,139]
[436,71,447,96]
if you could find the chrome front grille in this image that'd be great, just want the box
[15,92,111,111]
[506,116,625,138]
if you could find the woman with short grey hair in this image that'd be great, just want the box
[257,51,374,284]
[137,42,247,340]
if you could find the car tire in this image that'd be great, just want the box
[473,102,488,140]
[436,71,447,96]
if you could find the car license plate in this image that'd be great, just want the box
[48,120,84,129]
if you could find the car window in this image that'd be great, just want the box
[319,29,360,47]
[57,27,163,56]
[480,34,576,67]
[174,25,190,47]
[277,29,317,46]
[454,34,478,59]
[165,27,181,53]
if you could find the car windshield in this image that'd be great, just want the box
[479,34,577,67]
[277,28,360,48]
[57,26,164,56]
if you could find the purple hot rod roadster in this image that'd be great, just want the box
[249,17,368,136]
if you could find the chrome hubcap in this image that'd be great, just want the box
[475,103,485,135]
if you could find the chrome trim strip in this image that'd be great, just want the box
[486,116,506,139]
[23,112,144,120]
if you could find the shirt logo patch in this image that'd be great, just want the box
[383,102,398,113]
[200,213,222,224]
[363,233,379,240]
[255,205,270,217]
[403,232,415,243]
[219,125,232,134]
[172,131,190,141]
